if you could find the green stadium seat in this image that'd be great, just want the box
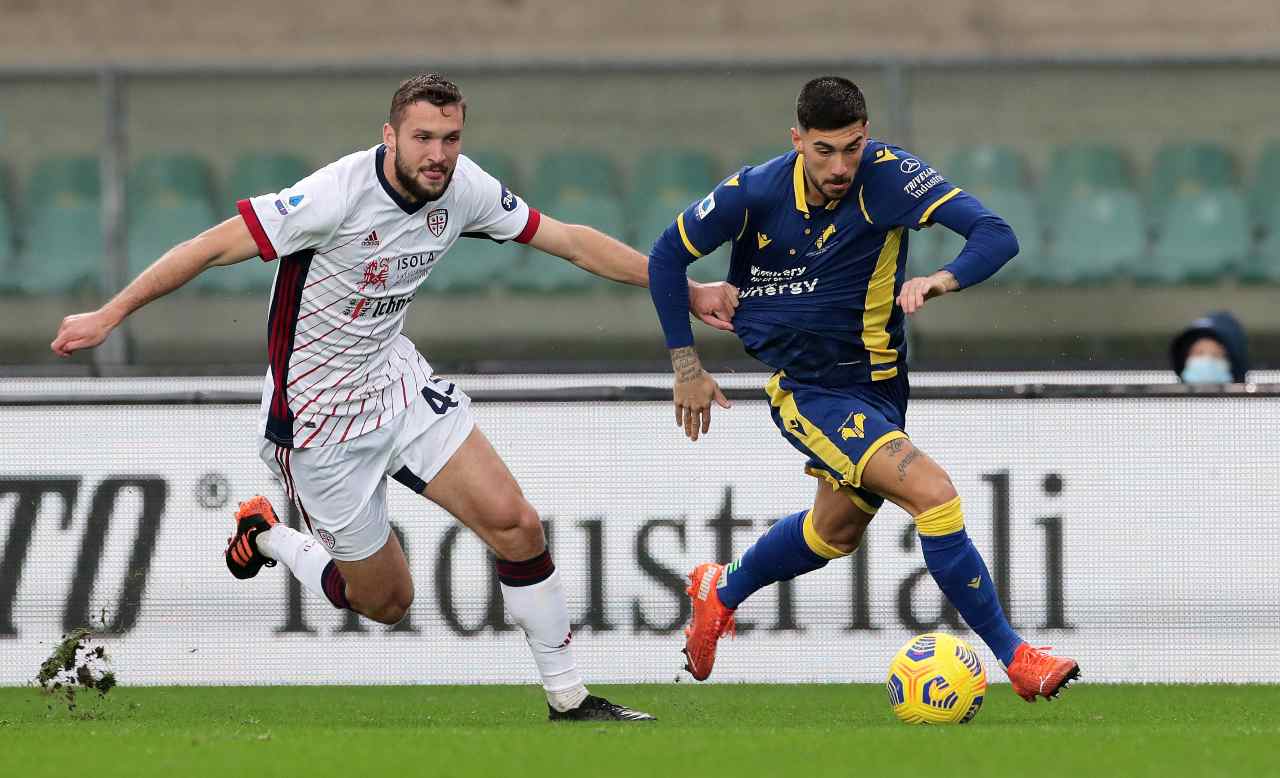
[128,201,220,292]
[631,200,731,284]
[976,188,1042,284]
[510,197,625,292]
[1041,190,1146,285]
[26,156,100,210]
[0,200,15,292]
[1147,142,1235,227]
[629,149,719,210]
[908,224,966,280]
[425,236,518,294]
[1041,143,1134,224]
[1246,141,1280,231]
[464,151,520,191]
[226,152,311,209]
[129,153,215,207]
[529,150,619,207]
[13,202,103,294]
[1239,200,1280,284]
[945,145,1028,196]
[1139,189,1249,284]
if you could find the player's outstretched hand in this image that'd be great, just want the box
[896,271,958,315]
[51,309,118,357]
[689,281,740,332]
[674,371,731,442]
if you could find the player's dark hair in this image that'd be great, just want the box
[796,76,867,131]
[390,73,466,127]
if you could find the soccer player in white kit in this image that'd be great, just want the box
[51,73,740,721]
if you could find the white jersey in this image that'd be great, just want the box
[237,145,537,449]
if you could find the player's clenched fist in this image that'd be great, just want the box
[896,271,959,315]
[689,281,740,333]
[51,309,118,357]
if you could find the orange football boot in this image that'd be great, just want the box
[682,563,736,681]
[1006,643,1081,701]
[225,496,280,580]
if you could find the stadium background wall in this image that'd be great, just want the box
[1,378,1277,686]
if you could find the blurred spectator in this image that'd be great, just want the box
[1170,311,1250,384]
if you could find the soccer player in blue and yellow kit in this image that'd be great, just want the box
[647,77,1079,701]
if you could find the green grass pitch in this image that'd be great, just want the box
[1,684,1277,777]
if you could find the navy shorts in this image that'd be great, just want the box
[764,369,909,515]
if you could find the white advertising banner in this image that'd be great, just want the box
[1,384,1278,685]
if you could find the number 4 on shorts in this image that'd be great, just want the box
[422,382,460,415]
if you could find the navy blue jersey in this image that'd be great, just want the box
[661,142,962,386]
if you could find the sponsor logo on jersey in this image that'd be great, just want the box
[903,167,945,200]
[695,192,716,220]
[427,208,449,237]
[360,230,380,248]
[500,185,518,212]
[839,412,866,440]
[273,199,288,216]
[899,159,921,174]
[394,252,438,284]
[815,224,837,250]
[288,194,305,207]
[341,292,416,321]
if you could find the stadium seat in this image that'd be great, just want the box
[425,235,519,294]
[128,153,216,207]
[1040,143,1134,225]
[0,199,15,292]
[26,156,100,209]
[1041,190,1146,285]
[13,202,103,293]
[945,145,1028,195]
[128,200,221,292]
[529,150,620,207]
[1147,142,1235,227]
[1239,200,1280,284]
[630,200,731,284]
[464,151,520,191]
[908,224,966,280]
[976,188,1042,284]
[510,197,625,292]
[226,152,311,208]
[1246,140,1280,231]
[629,149,719,210]
[1139,189,1249,284]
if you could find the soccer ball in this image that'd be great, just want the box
[886,632,987,724]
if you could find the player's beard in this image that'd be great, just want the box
[393,153,454,202]
[804,164,850,204]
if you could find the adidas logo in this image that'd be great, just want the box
[360,230,380,248]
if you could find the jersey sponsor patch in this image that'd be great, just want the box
[899,159,921,174]
[695,192,716,220]
[500,184,518,212]
[288,194,306,207]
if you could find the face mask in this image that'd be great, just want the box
[1181,355,1233,384]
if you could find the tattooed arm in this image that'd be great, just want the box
[670,345,731,442]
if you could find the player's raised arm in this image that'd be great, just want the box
[647,174,748,441]
[50,216,261,356]
[870,155,1019,315]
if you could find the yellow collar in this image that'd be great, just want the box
[792,153,843,214]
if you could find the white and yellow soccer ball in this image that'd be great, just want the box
[886,632,987,724]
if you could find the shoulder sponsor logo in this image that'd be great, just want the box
[695,192,716,220]
[903,166,945,200]
[500,185,518,212]
[273,199,288,216]
[288,194,305,207]
[757,232,772,249]
[427,208,449,238]
[899,159,921,174]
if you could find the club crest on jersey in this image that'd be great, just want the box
[427,208,449,238]
[500,185,518,212]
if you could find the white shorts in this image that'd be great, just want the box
[259,377,474,561]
